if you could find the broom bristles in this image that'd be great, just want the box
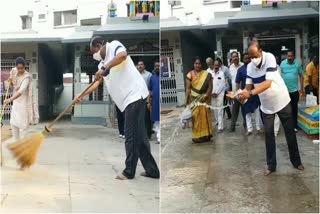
[7,132,45,169]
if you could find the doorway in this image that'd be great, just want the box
[131,55,159,73]
[258,37,295,62]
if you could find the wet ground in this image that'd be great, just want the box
[1,122,159,213]
[160,108,319,213]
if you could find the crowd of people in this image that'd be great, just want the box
[184,40,319,175]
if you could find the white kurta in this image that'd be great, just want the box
[10,72,31,130]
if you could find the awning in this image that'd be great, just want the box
[161,17,200,32]
[201,17,229,29]
[94,17,159,35]
[62,31,93,43]
[228,8,319,23]
[1,32,61,43]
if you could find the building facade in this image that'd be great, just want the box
[160,0,319,107]
[1,0,160,126]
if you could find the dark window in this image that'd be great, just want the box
[54,10,77,26]
[54,12,62,26]
[21,16,32,29]
[38,14,46,19]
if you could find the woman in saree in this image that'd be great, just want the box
[4,57,39,141]
[184,56,213,143]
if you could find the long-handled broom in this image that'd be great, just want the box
[1,80,11,166]
[7,80,98,169]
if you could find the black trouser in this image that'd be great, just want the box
[145,104,152,139]
[122,98,160,179]
[223,92,232,119]
[230,100,246,129]
[116,105,125,135]
[305,86,319,104]
[261,103,302,171]
[289,91,299,129]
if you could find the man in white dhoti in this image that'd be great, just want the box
[4,57,39,141]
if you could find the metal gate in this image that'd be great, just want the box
[161,46,178,106]
[1,56,30,122]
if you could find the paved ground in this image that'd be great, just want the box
[1,122,159,213]
[160,107,319,213]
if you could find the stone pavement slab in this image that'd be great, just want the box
[1,122,159,213]
[161,111,319,213]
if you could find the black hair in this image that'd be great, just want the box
[231,51,239,57]
[215,57,222,64]
[15,57,25,66]
[194,56,201,63]
[138,60,145,65]
[287,50,295,55]
[90,36,105,48]
[242,52,249,60]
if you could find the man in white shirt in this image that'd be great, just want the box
[137,61,152,86]
[74,36,160,180]
[137,60,153,139]
[209,60,226,132]
[216,57,232,119]
[229,51,244,132]
[238,41,304,176]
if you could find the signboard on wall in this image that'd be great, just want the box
[161,56,171,78]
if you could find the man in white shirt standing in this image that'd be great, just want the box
[238,41,304,176]
[137,60,153,139]
[74,36,160,180]
[209,60,226,133]
[229,51,244,132]
[216,57,232,120]
[137,60,152,86]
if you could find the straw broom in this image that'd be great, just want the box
[1,80,11,166]
[7,80,97,169]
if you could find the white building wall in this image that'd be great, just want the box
[0,0,129,33]
[161,0,269,23]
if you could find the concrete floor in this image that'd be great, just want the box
[160,108,319,213]
[1,122,159,213]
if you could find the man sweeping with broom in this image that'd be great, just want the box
[4,57,39,141]
[73,36,160,180]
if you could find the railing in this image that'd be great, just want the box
[161,46,178,106]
